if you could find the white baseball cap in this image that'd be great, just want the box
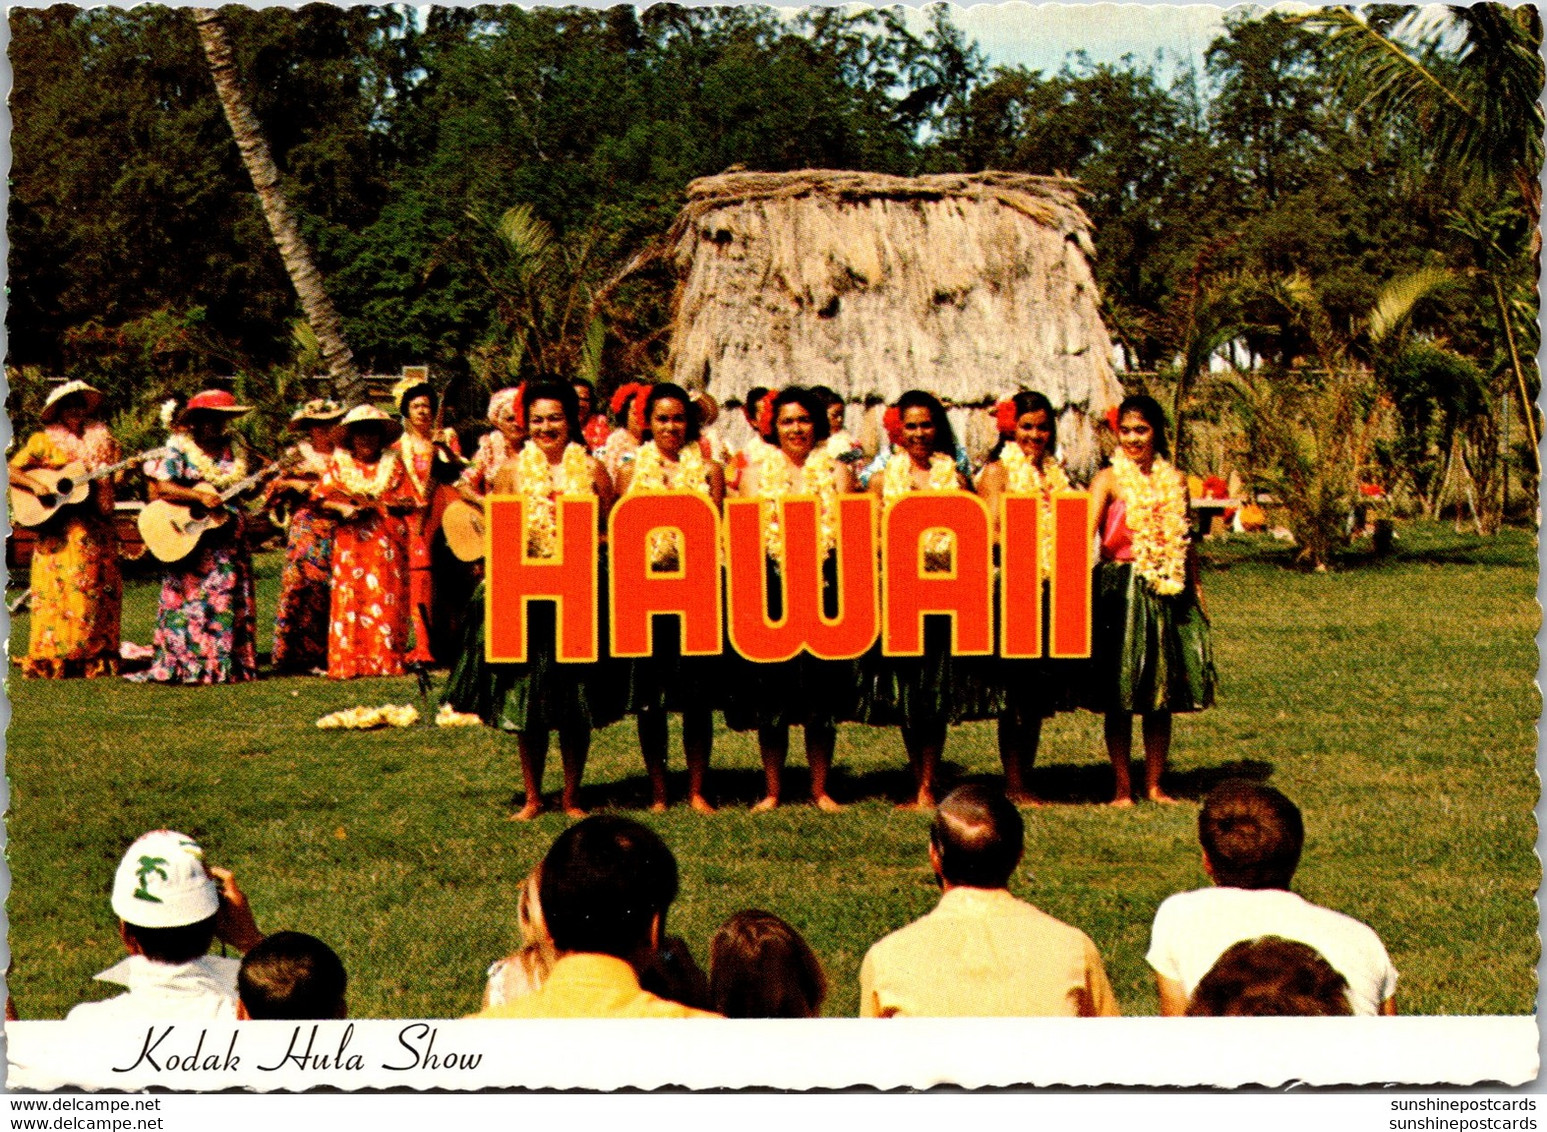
[110,830,220,929]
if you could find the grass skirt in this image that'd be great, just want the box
[995,580,1077,721]
[722,560,857,732]
[624,614,724,715]
[1084,561,1216,714]
[853,615,1001,729]
[442,581,624,733]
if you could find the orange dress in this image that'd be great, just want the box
[396,430,464,664]
[321,451,415,679]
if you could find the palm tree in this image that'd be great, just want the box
[191,8,363,403]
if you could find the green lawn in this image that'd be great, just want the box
[5,522,1539,1018]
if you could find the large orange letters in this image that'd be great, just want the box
[608,493,723,657]
[882,494,992,656]
[485,496,598,663]
[999,492,1091,658]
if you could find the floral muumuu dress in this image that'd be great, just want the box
[132,441,258,685]
[321,452,414,679]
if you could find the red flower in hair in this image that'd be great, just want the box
[883,405,902,446]
[994,399,1019,435]
[628,387,649,435]
[1106,404,1121,434]
[609,383,638,418]
[755,390,777,438]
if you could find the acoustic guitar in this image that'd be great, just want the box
[441,499,485,562]
[9,447,171,529]
[137,456,290,564]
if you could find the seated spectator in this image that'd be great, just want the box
[482,869,557,1010]
[473,816,719,1018]
[1185,936,1354,1017]
[710,909,826,1018]
[859,783,1119,1017]
[67,830,264,1022]
[238,932,347,1020]
[1147,780,1398,1016]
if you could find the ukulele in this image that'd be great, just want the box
[9,448,171,529]
[137,455,291,564]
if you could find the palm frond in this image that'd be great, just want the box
[1367,267,1454,347]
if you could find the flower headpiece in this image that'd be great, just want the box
[610,382,653,426]
[882,405,902,446]
[1106,404,1122,434]
[755,389,778,438]
[994,399,1019,436]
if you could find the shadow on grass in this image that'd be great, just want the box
[548,757,1277,813]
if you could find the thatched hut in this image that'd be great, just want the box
[662,169,1124,476]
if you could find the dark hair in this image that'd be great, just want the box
[894,390,957,457]
[765,387,831,445]
[397,381,435,419]
[808,385,841,409]
[122,915,218,966]
[642,382,701,444]
[638,934,713,1012]
[930,783,1024,889]
[1116,394,1170,459]
[571,376,595,394]
[709,910,827,1018]
[743,387,770,422]
[238,932,348,1020]
[522,380,581,440]
[122,915,218,958]
[1186,937,1353,1017]
[1199,780,1304,890]
[540,816,679,958]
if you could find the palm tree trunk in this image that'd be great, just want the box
[1489,275,1539,475]
[192,8,362,403]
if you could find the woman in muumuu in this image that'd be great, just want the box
[9,381,122,679]
[131,389,259,685]
[266,398,344,675]
[1085,394,1216,806]
[976,390,1077,806]
[319,405,418,680]
[858,390,984,811]
[614,383,726,814]
[442,381,615,820]
[728,386,856,813]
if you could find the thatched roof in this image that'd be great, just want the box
[663,169,1124,440]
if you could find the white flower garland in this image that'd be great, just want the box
[332,449,400,500]
[629,440,712,567]
[170,432,248,491]
[397,432,434,503]
[1111,449,1189,596]
[881,452,958,565]
[751,445,840,562]
[515,441,594,558]
[1001,444,1071,581]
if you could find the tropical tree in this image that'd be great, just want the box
[192,7,362,401]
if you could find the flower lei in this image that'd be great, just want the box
[170,432,248,491]
[752,445,839,562]
[1001,444,1072,581]
[332,449,400,500]
[1111,449,1189,596]
[881,452,958,565]
[515,441,594,558]
[289,440,332,478]
[629,441,712,568]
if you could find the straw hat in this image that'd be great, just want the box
[39,380,104,424]
[178,388,252,424]
[341,403,404,443]
[288,398,346,430]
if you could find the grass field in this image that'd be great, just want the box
[5,522,1539,1019]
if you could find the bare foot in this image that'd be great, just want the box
[649,800,669,814]
[689,795,717,815]
[1008,792,1047,808]
[563,805,588,819]
[813,794,844,813]
[894,793,933,812]
[751,795,780,813]
[508,799,543,821]
[1107,796,1135,809]
[1146,789,1181,805]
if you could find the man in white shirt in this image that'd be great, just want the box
[1147,781,1398,1016]
[66,829,265,1023]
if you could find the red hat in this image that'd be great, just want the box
[179,388,251,423]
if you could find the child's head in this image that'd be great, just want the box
[709,910,826,1019]
[238,932,347,1020]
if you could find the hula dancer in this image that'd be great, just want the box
[730,386,856,813]
[266,398,344,675]
[861,390,977,811]
[614,383,727,813]
[1086,395,1216,806]
[976,391,1075,806]
[442,382,615,820]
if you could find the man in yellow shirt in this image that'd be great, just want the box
[475,816,719,1019]
[860,784,1120,1018]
